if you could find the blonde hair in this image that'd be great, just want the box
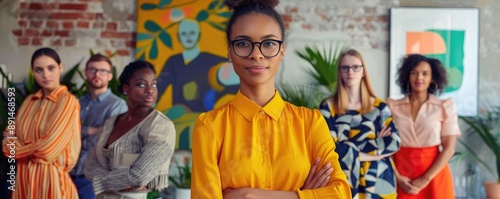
[329,49,377,115]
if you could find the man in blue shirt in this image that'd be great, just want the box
[70,54,127,199]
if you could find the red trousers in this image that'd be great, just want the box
[393,146,455,199]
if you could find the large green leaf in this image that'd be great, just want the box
[207,21,225,31]
[459,109,500,182]
[140,3,157,10]
[280,44,344,108]
[196,10,209,22]
[137,53,146,61]
[61,59,84,95]
[217,11,232,18]
[168,157,191,188]
[208,0,218,9]
[149,39,159,59]
[109,67,121,97]
[295,44,344,93]
[158,31,172,48]
[26,71,36,95]
[136,33,153,41]
[277,84,329,109]
[218,0,226,8]
[158,0,172,8]
[145,20,163,32]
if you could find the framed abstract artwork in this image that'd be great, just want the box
[389,7,479,116]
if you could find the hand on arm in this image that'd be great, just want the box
[27,96,81,162]
[302,158,333,189]
[223,188,298,199]
[359,152,395,161]
[222,159,334,199]
[378,125,392,137]
[102,120,175,192]
[366,117,400,161]
[396,174,419,195]
[84,145,112,194]
[86,126,102,136]
[296,110,351,198]
[392,164,418,195]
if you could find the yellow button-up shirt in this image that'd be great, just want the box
[192,91,351,198]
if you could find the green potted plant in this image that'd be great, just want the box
[169,156,191,199]
[277,44,344,108]
[459,106,500,198]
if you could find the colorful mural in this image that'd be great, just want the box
[135,0,239,149]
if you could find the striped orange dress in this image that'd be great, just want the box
[2,86,81,199]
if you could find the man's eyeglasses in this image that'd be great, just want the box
[339,65,363,73]
[86,68,111,76]
[230,39,283,58]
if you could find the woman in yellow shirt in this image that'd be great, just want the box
[2,47,81,199]
[191,0,351,198]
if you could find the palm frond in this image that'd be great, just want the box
[277,84,328,109]
[459,107,500,182]
[295,44,345,93]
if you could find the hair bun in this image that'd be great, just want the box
[225,0,279,10]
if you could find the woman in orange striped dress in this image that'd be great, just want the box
[2,47,81,199]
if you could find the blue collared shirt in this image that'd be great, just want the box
[70,89,127,176]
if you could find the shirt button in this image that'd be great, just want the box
[259,110,265,115]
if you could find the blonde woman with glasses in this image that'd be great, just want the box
[319,49,401,198]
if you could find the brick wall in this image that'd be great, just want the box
[11,0,396,59]
[277,0,397,50]
[12,0,136,56]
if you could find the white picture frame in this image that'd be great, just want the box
[389,7,479,116]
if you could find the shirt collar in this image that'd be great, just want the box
[400,94,442,105]
[232,90,285,121]
[85,89,112,102]
[32,85,68,102]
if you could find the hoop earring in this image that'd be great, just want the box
[430,82,439,93]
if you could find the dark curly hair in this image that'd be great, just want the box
[118,60,156,94]
[396,54,448,95]
[225,0,285,42]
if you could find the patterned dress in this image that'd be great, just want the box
[319,98,400,199]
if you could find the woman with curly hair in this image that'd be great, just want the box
[190,0,351,198]
[387,54,460,198]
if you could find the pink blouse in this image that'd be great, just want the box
[387,95,461,147]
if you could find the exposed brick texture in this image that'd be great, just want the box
[13,0,395,57]
[12,0,136,57]
[276,0,397,50]
[14,0,479,56]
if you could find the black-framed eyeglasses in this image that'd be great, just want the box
[230,39,283,58]
[86,68,111,76]
[339,65,363,73]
